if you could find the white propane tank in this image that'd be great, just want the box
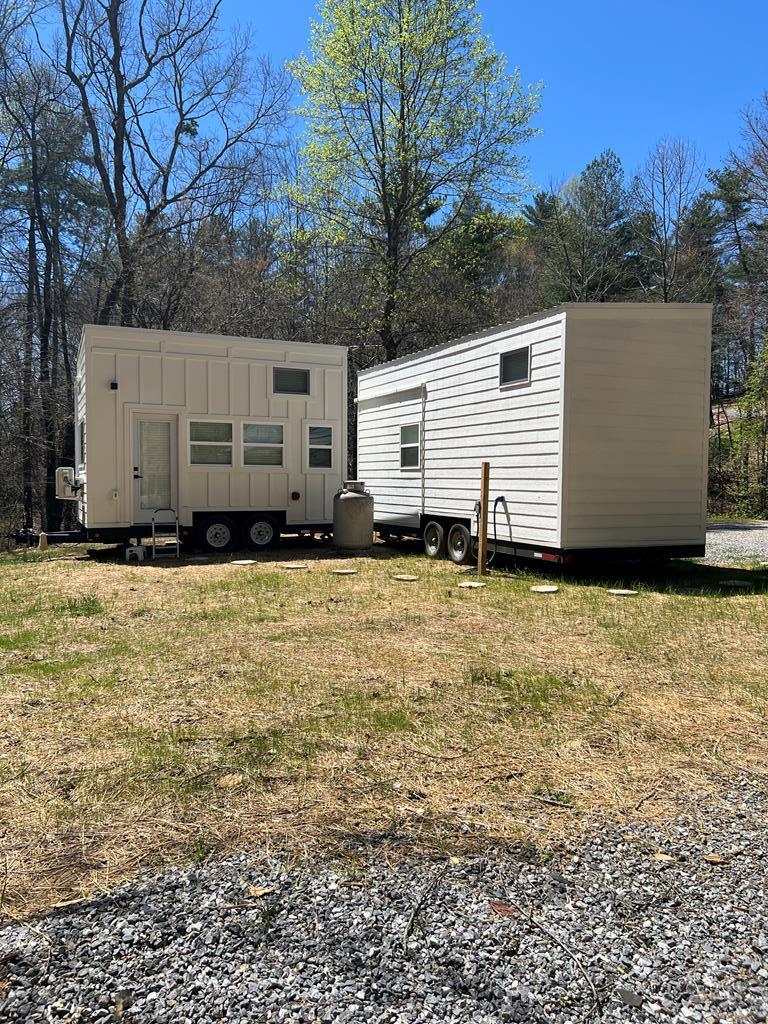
[333,480,374,551]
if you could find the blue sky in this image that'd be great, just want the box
[220,0,768,195]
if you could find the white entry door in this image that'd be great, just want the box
[132,415,178,524]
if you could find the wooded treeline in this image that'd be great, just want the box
[1,0,767,537]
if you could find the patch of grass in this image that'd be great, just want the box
[191,839,214,864]
[0,629,40,652]
[531,785,575,807]
[55,594,104,617]
[2,542,768,919]
[10,652,99,679]
[469,665,605,717]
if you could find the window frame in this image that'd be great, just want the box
[272,366,311,397]
[499,345,532,389]
[399,423,421,471]
[188,418,234,469]
[242,421,286,470]
[77,418,86,469]
[305,422,334,473]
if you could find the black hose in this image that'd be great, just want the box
[472,495,503,568]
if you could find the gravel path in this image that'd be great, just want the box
[2,782,767,1023]
[705,523,768,565]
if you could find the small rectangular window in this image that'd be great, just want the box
[500,346,531,387]
[273,367,310,395]
[190,421,232,465]
[400,424,420,468]
[308,425,333,468]
[243,423,284,467]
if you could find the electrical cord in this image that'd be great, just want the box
[472,494,504,568]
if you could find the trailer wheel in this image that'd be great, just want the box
[245,515,278,550]
[199,516,237,553]
[423,520,446,559]
[446,523,471,565]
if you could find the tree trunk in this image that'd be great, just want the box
[22,213,36,536]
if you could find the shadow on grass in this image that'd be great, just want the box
[83,535,421,568]
[494,555,768,597]
[21,536,768,597]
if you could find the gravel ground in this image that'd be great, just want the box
[704,523,768,565]
[2,782,767,1024]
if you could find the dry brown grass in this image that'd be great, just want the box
[1,542,767,918]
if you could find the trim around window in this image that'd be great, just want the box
[189,420,233,466]
[273,366,311,396]
[400,423,420,470]
[243,422,285,468]
[306,423,334,471]
[499,346,531,388]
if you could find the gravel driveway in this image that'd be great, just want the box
[705,522,768,565]
[2,782,766,1023]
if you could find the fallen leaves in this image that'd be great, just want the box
[248,885,276,898]
[489,899,519,918]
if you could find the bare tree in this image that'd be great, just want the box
[49,0,290,325]
[631,138,705,302]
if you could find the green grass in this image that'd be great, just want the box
[469,665,606,718]
[55,594,104,617]
[2,542,768,918]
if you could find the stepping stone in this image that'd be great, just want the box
[720,579,752,588]
[607,588,638,596]
[392,574,419,582]
[332,569,358,575]
[283,562,309,570]
[231,559,257,566]
[458,581,486,589]
[530,585,559,594]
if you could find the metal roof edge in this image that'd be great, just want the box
[358,302,714,376]
[80,324,348,353]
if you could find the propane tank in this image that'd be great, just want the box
[333,480,374,551]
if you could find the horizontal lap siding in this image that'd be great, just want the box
[358,316,565,545]
[562,309,711,549]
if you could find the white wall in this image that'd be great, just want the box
[561,305,711,548]
[358,312,566,546]
[80,327,346,528]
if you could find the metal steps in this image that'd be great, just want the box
[151,508,180,559]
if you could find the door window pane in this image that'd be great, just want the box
[140,420,171,509]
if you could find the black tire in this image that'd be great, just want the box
[199,515,237,553]
[244,514,279,551]
[423,520,446,559]
[446,523,472,565]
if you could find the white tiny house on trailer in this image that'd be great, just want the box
[357,303,712,564]
[59,325,347,551]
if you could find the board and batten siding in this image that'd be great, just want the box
[80,326,346,528]
[561,305,711,549]
[357,312,567,547]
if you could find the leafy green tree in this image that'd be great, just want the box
[290,0,540,361]
[523,150,634,304]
